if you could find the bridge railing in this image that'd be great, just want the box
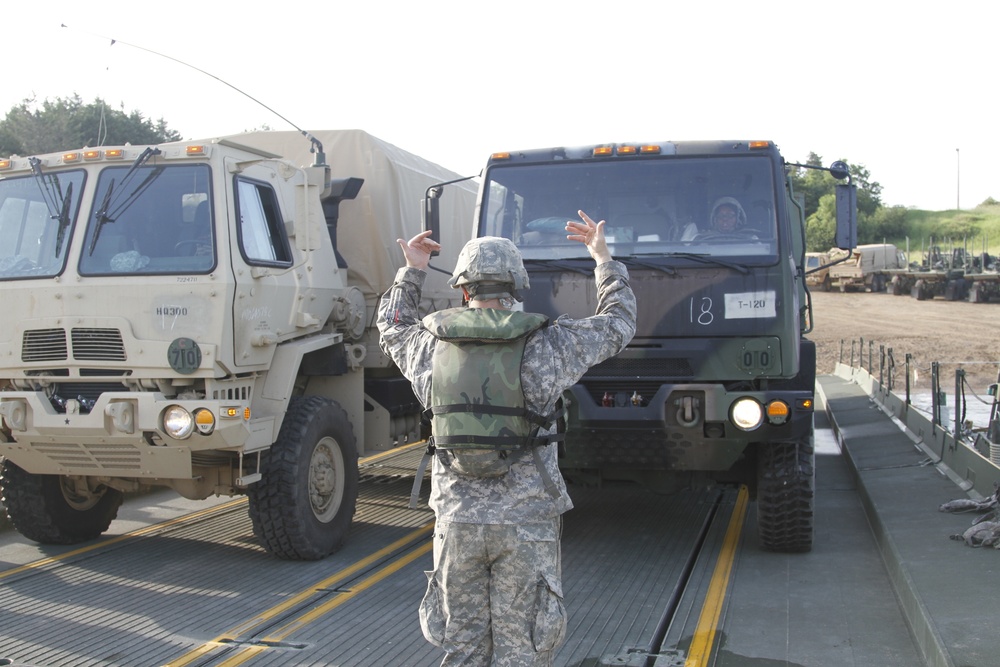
[833,339,1000,498]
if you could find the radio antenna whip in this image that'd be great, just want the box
[60,23,326,167]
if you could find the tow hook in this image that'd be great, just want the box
[675,396,701,428]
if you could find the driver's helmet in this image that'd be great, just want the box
[710,197,747,230]
[449,236,529,302]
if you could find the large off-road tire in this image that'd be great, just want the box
[0,461,123,544]
[756,438,815,553]
[891,276,905,296]
[248,396,359,560]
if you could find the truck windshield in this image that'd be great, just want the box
[0,170,85,280]
[79,164,214,276]
[480,155,779,264]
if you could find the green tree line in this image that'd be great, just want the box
[3,95,997,254]
[0,94,179,157]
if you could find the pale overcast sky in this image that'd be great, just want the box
[4,1,995,211]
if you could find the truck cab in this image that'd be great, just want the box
[437,140,856,552]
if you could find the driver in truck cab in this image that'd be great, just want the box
[709,196,747,233]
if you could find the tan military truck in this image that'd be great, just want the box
[0,130,475,559]
[805,248,851,291]
[828,243,906,292]
[805,251,831,291]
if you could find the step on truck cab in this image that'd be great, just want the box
[428,140,856,552]
[0,130,475,559]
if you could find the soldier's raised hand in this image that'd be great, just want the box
[566,210,611,264]
[397,230,441,270]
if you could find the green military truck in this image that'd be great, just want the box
[429,140,856,552]
[0,130,474,559]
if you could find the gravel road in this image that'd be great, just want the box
[808,290,1000,392]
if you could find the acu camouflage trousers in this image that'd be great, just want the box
[419,518,567,667]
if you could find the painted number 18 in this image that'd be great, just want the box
[690,297,714,326]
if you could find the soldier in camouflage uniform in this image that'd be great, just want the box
[378,210,636,666]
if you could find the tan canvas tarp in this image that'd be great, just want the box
[226,129,479,316]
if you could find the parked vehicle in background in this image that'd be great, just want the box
[805,248,850,292]
[888,244,1000,302]
[828,243,906,292]
[805,251,831,291]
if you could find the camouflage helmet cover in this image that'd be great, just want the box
[448,236,529,299]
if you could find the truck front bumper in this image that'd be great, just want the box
[561,382,814,471]
[0,390,273,478]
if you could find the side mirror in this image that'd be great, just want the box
[421,186,442,257]
[835,183,857,250]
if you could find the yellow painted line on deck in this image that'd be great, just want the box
[685,485,749,667]
[0,498,247,581]
[1,442,424,580]
[360,440,426,464]
[215,540,435,667]
[163,521,435,667]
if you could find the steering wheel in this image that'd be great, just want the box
[174,239,211,256]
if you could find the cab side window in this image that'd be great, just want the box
[235,178,292,265]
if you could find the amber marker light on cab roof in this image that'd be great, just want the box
[490,152,511,160]
[186,145,206,156]
[83,150,102,161]
[593,146,614,156]
[749,141,771,149]
[62,152,81,163]
[105,149,125,159]
[617,145,637,155]
[639,145,662,154]
[0,159,11,170]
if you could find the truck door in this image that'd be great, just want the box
[227,159,298,368]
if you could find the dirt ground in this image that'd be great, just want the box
[808,290,1000,393]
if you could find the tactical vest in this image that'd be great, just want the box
[422,307,554,478]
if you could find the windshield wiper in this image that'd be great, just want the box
[28,157,74,256]
[522,257,592,275]
[54,181,73,256]
[89,177,117,255]
[643,251,750,275]
[616,256,677,276]
[88,147,162,255]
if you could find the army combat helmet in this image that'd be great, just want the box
[449,236,529,302]
[710,196,748,229]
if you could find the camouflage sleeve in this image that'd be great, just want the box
[377,267,436,403]
[522,260,636,413]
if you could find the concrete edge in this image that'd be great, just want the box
[817,371,954,667]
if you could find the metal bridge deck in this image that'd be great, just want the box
[3,372,995,666]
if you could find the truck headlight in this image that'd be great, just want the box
[163,405,195,439]
[730,398,764,431]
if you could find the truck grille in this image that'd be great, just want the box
[21,328,126,362]
[21,329,68,361]
[33,442,142,471]
[71,328,127,361]
[582,357,693,404]
[51,381,131,412]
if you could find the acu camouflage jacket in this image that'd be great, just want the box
[377,260,637,524]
